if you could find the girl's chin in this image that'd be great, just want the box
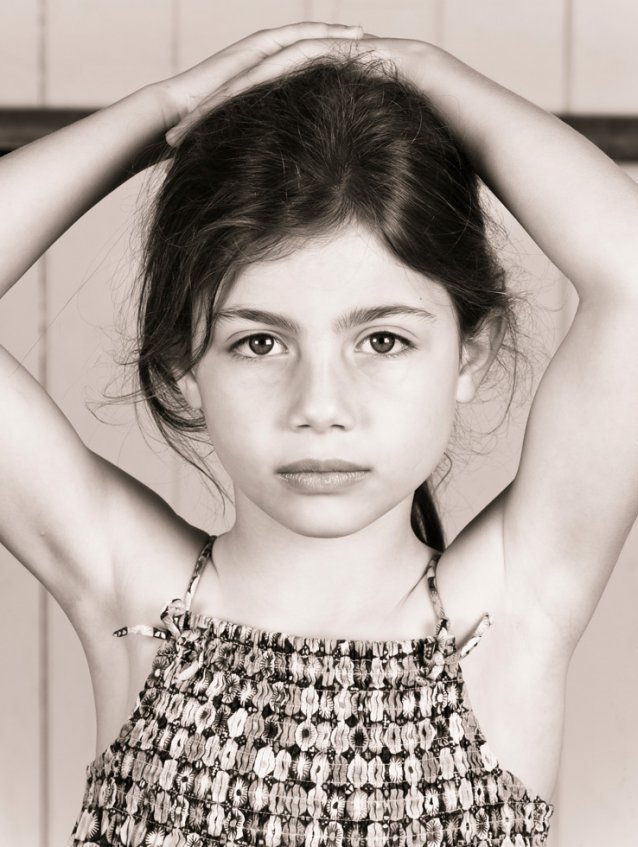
[251,502,402,540]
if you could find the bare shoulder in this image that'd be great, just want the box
[69,455,210,646]
[65,458,211,757]
[0,342,209,644]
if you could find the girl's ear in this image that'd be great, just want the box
[456,316,506,404]
[176,369,203,410]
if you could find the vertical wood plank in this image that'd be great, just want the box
[0,268,43,846]
[559,529,638,845]
[571,0,638,112]
[0,557,42,845]
[46,0,173,105]
[176,0,306,70]
[309,0,438,40]
[441,0,567,112]
[0,0,40,104]
[0,9,46,844]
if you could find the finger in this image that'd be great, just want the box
[246,21,364,48]
[166,24,364,142]
[192,22,364,79]
[211,35,373,106]
[166,36,366,146]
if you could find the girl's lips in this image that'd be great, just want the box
[277,458,368,473]
[277,470,369,492]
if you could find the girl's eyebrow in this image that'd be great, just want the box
[213,304,437,334]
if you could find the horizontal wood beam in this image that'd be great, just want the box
[560,115,638,162]
[1,107,638,161]
[0,108,93,152]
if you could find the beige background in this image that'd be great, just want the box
[1,1,637,845]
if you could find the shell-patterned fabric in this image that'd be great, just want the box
[69,535,555,846]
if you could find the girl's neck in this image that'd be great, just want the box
[210,501,438,640]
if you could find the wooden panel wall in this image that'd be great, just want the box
[0,2,636,845]
[0,2,44,842]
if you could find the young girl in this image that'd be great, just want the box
[1,20,637,847]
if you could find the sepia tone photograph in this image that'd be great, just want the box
[0,2,637,845]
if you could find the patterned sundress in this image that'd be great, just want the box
[69,534,555,846]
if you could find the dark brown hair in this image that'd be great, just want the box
[135,53,520,551]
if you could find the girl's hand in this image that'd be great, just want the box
[158,21,365,146]
[161,28,444,146]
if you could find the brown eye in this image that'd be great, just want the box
[247,334,275,355]
[369,332,398,354]
[364,332,412,357]
[230,333,282,359]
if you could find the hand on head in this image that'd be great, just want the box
[163,22,365,147]
[161,21,432,148]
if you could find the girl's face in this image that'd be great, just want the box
[181,224,480,539]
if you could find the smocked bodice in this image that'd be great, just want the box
[69,536,554,846]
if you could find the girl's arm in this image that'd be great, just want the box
[0,84,176,613]
[414,45,638,304]
[0,22,361,624]
[0,85,170,294]
[404,43,638,648]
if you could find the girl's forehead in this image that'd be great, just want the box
[221,227,452,313]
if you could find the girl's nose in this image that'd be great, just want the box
[288,350,357,432]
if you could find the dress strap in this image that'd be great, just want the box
[112,535,216,641]
[424,551,492,661]
[425,553,449,624]
[183,535,216,613]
